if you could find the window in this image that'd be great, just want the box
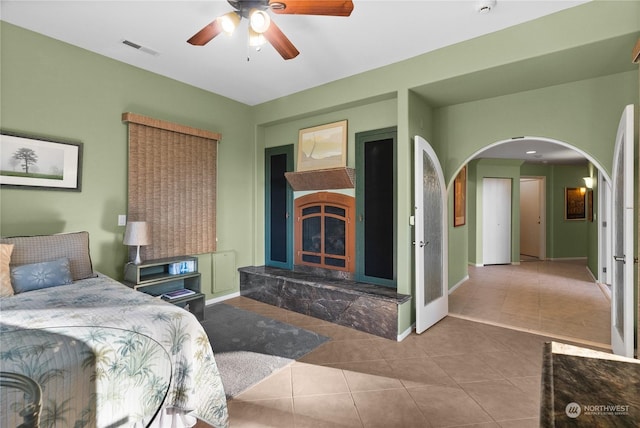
[124,113,219,259]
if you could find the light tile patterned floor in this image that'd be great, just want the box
[449,259,611,348]
[210,259,610,428]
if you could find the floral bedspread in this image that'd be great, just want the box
[0,274,229,428]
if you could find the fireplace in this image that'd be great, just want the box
[295,192,355,272]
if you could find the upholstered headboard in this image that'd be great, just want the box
[1,231,96,281]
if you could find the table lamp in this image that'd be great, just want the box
[123,221,150,265]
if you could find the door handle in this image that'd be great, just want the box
[613,255,625,263]
[413,241,427,248]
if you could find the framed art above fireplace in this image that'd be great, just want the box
[297,120,347,172]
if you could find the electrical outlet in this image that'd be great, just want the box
[118,215,127,226]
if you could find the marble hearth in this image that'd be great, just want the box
[238,265,411,340]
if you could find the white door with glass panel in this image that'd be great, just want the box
[414,136,448,334]
[610,104,634,357]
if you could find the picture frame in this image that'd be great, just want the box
[587,189,594,222]
[453,165,467,227]
[0,132,82,191]
[297,120,347,172]
[564,187,586,220]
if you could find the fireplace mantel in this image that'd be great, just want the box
[284,167,355,191]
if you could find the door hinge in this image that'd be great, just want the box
[602,267,607,273]
[602,221,607,227]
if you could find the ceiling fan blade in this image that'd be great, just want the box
[263,20,300,60]
[270,0,354,16]
[187,19,223,46]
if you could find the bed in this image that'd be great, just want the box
[0,232,229,428]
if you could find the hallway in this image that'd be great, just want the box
[448,259,611,348]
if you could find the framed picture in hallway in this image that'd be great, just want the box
[453,165,466,227]
[564,187,587,220]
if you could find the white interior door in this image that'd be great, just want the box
[598,172,612,286]
[483,178,512,265]
[611,104,634,357]
[414,135,447,334]
[520,178,543,258]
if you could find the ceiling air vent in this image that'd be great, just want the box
[121,40,159,56]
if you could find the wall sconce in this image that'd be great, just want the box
[123,221,150,265]
[583,177,594,189]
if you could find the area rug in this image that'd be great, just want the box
[200,303,330,398]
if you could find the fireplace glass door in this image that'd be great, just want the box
[296,192,355,272]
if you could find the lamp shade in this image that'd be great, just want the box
[123,221,151,246]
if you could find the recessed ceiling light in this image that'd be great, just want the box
[526,150,536,154]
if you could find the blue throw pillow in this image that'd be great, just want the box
[11,258,73,293]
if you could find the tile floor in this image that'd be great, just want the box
[210,259,611,428]
[449,258,611,348]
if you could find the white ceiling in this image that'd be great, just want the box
[1,0,589,107]
[2,0,599,164]
[474,138,590,165]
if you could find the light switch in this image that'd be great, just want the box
[118,215,127,226]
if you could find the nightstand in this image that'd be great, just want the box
[123,256,205,321]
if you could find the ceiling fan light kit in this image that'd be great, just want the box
[249,28,267,47]
[187,0,354,60]
[249,9,271,33]
[218,12,241,34]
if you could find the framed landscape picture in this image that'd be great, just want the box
[297,120,347,172]
[453,165,467,227]
[564,187,586,220]
[0,132,82,191]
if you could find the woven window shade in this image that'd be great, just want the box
[123,113,220,260]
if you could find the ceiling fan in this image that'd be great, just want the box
[187,0,354,60]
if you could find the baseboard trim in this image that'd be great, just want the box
[398,324,414,342]
[448,275,469,294]
[205,291,240,306]
[597,282,612,301]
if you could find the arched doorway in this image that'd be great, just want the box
[448,136,613,347]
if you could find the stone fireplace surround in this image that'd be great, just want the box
[247,178,409,339]
[238,264,410,340]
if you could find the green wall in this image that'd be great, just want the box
[1,0,638,337]
[432,71,637,180]
[548,165,591,258]
[520,164,593,259]
[0,21,255,296]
